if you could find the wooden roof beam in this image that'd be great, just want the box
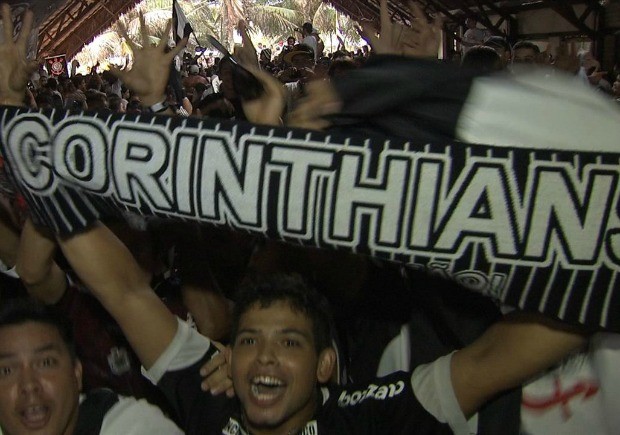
[430,0,504,35]
[547,0,599,39]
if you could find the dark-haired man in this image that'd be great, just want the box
[56,221,587,435]
[0,300,183,435]
[298,22,318,61]
[512,41,540,66]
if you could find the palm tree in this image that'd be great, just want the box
[73,0,364,67]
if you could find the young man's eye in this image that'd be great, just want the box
[0,366,13,377]
[239,337,256,346]
[37,357,57,368]
[283,339,300,348]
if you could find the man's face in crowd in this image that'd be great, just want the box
[0,322,82,435]
[513,47,538,64]
[230,301,334,434]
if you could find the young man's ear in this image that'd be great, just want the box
[316,348,337,384]
[74,359,83,392]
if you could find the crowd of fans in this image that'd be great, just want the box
[21,18,620,127]
[1,1,620,434]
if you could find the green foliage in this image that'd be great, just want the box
[75,0,365,66]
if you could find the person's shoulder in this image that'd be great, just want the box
[101,394,184,434]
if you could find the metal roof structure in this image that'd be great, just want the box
[18,0,617,59]
[326,0,609,40]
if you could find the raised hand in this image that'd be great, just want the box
[234,19,259,70]
[240,65,285,126]
[0,3,38,106]
[111,14,186,106]
[200,345,235,398]
[358,0,442,59]
[286,80,342,131]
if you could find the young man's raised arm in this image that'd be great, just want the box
[451,311,588,417]
[57,221,179,369]
[16,219,67,304]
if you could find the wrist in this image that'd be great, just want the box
[148,100,170,114]
[0,94,27,107]
[140,95,167,107]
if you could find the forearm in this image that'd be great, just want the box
[57,221,179,368]
[451,311,588,417]
[0,216,19,267]
[58,222,150,306]
[16,219,66,304]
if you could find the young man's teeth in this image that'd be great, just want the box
[23,405,47,421]
[252,376,283,387]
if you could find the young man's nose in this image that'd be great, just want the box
[19,368,42,394]
[256,341,277,364]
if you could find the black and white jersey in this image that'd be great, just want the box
[143,320,472,435]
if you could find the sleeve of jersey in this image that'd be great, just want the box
[142,317,213,384]
[101,395,184,435]
[411,353,476,435]
[141,318,219,423]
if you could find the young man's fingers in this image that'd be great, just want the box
[432,15,444,33]
[407,0,427,21]
[139,12,149,48]
[16,9,34,48]
[2,3,14,44]
[118,23,138,52]
[159,19,172,50]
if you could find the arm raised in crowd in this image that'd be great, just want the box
[111,14,186,108]
[0,210,19,270]
[452,311,588,417]
[0,3,37,106]
[288,0,443,131]
[357,0,442,59]
[57,222,179,369]
[15,219,67,304]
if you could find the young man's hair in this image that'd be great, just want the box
[231,273,335,354]
[302,22,313,35]
[512,40,540,54]
[461,45,502,72]
[484,36,511,55]
[0,298,78,361]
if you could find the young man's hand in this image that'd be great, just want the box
[111,13,187,106]
[240,65,285,126]
[357,0,442,59]
[0,3,38,106]
[200,344,235,398]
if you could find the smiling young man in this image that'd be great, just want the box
[54,220,589,435]
[0,300,184,435]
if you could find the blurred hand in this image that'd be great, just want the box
[357,0,442,59]
[241,65,285,126]
[111,14,186,106]
[287,80,341,131]
[235,19,259,70]
[0,4,38,106]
